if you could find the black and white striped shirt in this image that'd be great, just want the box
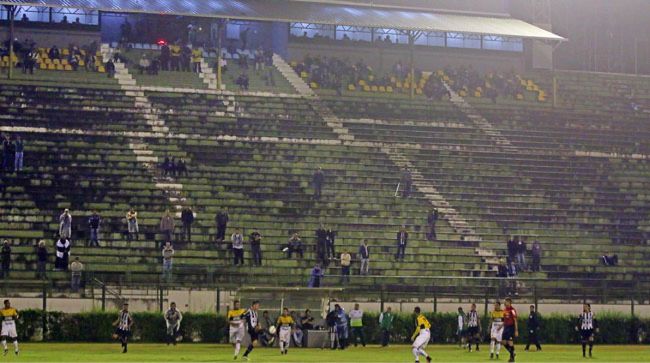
[579,312,595,330]
[467,311,480,327]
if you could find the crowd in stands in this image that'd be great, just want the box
[1,133,25,174]
[444,65,531,102]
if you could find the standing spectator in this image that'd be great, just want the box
[400,168,413,198]
[138,54,150,74]
[59,209,72,241]
[215,208,229,242]
[516,238,527,271]
[349,303,366,347]
[160,210,175,245]
[507,237,517,262]
[70,257,84,292]
[315,224,328,266]
[335,304,349,349]
[231,228,244,266]
[13,136,23,172]
[0,240,10,278]
[88,211,101,247]
[162,241,174,281]
[326,228,336,259]
[358,239,369,275]
[2,134,12,172]
[181,207,194,243]
[379,307,394,347]
[531,241,541,272]
[160,43,171,71]
[170,43,181,71]
[126,208,139,241]
[54,237,71,271]
[105,58,116,78]
[36,240,48,279]
[176,159,188,177]
[340,249,351,284]
[525,305,542,351]
[250,229,262,266]
[181,44,192,72]
[427,208,438,241]
[312,167,325,200]
[308,263,324,287]
[191,47,202,73]
[287,233,304,259]
[396,225,408,261]
[240,27,250,50]
[22,47,37,74]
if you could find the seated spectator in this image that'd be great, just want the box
[139,54,150,75]
[286,233,304,259]
[49,45,61,60]
[601,253,618,266]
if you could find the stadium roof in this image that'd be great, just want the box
[1,0,566,41]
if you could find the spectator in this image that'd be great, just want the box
[427,208,438,241]
[301,309,315,330]
[231,228,244,266]
[507,237,517,262]
[215,208,229,242]
[191,47,202,73]
[22,48,37,74]
[120,19,132,43]
[259,311,275,347]
[84,51,96,72]
[20,14,28,22]
[312,167,325,200]
[162,241,174,281]
[70,257,84,292]
[349,303,366,347]
[315,224,328,266]
[525,305,542,351]
[531,240,542,272]
[48,45,60,60]
[13,135,23,172]
[292,310,304,347]
[60,16,69,24]
[335,304,349,349]
[359,239,369,275]
[54,237,70,271]
[400,168,412,198]
[516,238,527,271]
[601,253,618,266]
[160,210,175,244]
[308,263,324,287]
[287,233,304,259]
[126,208,139,241]
[340,249,351,284]
[250,229,262,266]
[240,27,250,50]
[181,206,194,243]
[2,134,13,172]
[181,44,192,72]
[36,240,47,279]
[105,58,116,78]
[88,210,101,247]
[170,43,181,71]
[59,209,72,241]
[176,159,188,177]
[138,54,150,75]
[68,53,79,71]
[235,73,249,91]
[160,43,171,71]
[379,307,394,347]
[217,56,228,75]
[396,225,408,261]
[507,257,517,277]
[0,240,10,278]
[326,228,336,259]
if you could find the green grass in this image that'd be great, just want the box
[10,344,650,362]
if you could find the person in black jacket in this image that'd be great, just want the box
[312,167,325,200]
[0,240,10,278]
[525,305,542,351]
[315,225,328,266]
[215,208,229,242]
[181,207,194,242]
[427,208,438,241]
[326,228,336,259]
[36,240,48,279]
[395,225,408,261]
[250,230,262,266]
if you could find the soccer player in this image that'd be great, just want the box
[456,307,466,348]
[0,300,19,355]
[575,303,598,358]
[276,307,294,355]
[489,301,504,359]
[227,300,247,360]
[113,302,133,353]
[502,297,518,363]
[242,300,261,361]
[411,307,432,363]
[466,303,481,352]
[164,302,183,346]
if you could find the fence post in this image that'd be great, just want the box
[101,284,106,311]
[216,287,221,314]
[380,287,385,312]
[159,286,164,312]
[433,295,437,313]
[42,284,47,340]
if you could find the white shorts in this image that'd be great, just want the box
[491,323,503,341]
[279,328,291,343]
[413,329,430,350]
[1,321,17,339]
[229,326,245,343]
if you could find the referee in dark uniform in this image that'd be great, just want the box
[525,305,542,351]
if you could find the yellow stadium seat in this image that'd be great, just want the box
[358,80,366,86]
[371,85,378,92]
[55,64,64,70]
[64,64,72,71]
[396,81,402,88]
[310,82,318,89]
[390,76,396,83]
[363,85,370,92]
[379,86,386,92]
[386,86,393,93]
[300,71,308,78]
[290,61,297,67]
[416,88,423,95]
[79,60,85,67]
[516,93,524,100]
[474,91,482,97]
[368,75,375,82]
[62,49,70,56]
[459,90,467,97]
[348,84,356,91]
[97,66,105,73]
[40,63,47,70]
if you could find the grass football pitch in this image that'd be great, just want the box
[7,343,649,362]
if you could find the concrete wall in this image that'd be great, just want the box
[288,42,525,74]
[0,27,100,48]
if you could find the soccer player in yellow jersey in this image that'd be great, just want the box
[490,301,505,359]
[411,307,432,363]
[276,307,294,355]
[0,300,18,356]
[227,300,247,360]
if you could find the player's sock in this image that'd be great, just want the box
[1,339,6,351]
[412,347,420,361]
[419,349,429,358]
[582,343,586,356]
[496,342,502,355]
[510,345,515,358]
[243,344,253,357]
[490,341,495,354]
[12,341,18,352]
[588,342,593,355]
[235,342,241,356]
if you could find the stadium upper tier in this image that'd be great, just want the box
[0,46,649,299]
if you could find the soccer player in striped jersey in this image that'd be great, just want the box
[276,307,294,355]
[227,300,247,360]
[575,303,598,358]
[241,301,261,361]
[164,302,183,346]
[489,301,504,359]
[0,300,19,356]
[466,303,482,352]
[411,307,432,363]
[113,302,133,353]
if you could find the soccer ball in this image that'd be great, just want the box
[268,326,277,335]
